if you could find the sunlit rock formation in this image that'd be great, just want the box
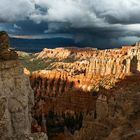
[31,44,140,96]
[29,43,140,139]
[73,74,140,140]
[36,45,140,76]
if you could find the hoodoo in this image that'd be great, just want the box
[30,45,140,140]
[0,31,18,60]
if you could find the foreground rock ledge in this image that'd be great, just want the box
[0,31,48,140]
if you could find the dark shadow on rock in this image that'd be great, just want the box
[130,56,138,73]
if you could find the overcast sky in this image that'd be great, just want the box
[0,0,140,48]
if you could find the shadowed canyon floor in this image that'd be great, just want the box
[30,72,140,140]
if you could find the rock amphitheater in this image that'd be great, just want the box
[30,43,140,140]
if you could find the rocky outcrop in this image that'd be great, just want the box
[0,31,48,140]
[0,31,18,60]
[0,60,34,139]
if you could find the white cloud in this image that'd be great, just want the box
[1,0,140,33]
[31,0,104,27]
[92,0,140,24]
[30,0,140,28]
[0,0,35,22]
[125,24,140,31]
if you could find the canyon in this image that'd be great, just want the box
[28,44,140,139]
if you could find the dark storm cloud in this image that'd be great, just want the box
[1,0,140,48]
[30,0,140,27]
[1,0,140,26]
[14,20,48,35]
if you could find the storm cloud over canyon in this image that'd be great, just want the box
[1,0,140,49]
[1,1,140,140]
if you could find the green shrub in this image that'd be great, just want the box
[18,55,46,72]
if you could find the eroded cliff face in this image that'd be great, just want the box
[0,60,33,139]
[0,31,48,140]
[30,43,140,140]
[30,71,97,138]
[30,44,140,106]
[73,74,140,140]
[30,44,140,140]
[35,45,140,77]
[32,44,140,91]
[30,67,140,140]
